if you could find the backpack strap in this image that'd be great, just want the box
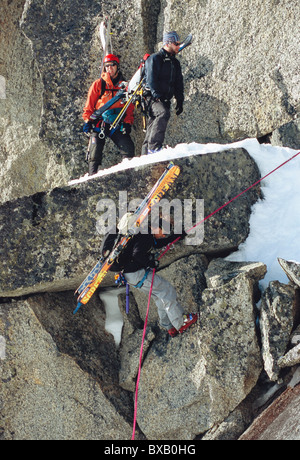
[133,268,151,289]
[99,73,126,100]
[99,78,107,98]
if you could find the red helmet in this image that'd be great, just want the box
[103,54,120,65]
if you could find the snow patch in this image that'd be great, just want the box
[226,141,300,289]
[99,288,125,347]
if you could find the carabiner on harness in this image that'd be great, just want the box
[98,121,106,139]
[114,272,127,287]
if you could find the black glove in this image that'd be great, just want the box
[83,121,93,134]
[180,230,187,240]
[175,101,183,116]
[147,254,159,269]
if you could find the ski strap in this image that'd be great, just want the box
[132,268,151,289]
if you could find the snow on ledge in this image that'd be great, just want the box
[68,138,260,186]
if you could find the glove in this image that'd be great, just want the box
[175,101,183,116]
[121,123,132,135]
[180,230,187,240]
[147,254,159,269]
[83,121,93,134]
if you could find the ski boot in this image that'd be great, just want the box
[147,145,170,155]
[168,313,198,337]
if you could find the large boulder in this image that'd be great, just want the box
[0,149,260,298]
[0,293,134,440]
[136,273,262,439]
[205,258,267,289]
[260,281,299,381]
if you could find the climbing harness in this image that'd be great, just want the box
[115,268,152,315]
[133,268,151,289]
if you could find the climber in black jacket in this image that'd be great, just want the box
[100,213,198,337]
[141,31,184,156]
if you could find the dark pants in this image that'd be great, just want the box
[88,127,135,175]
[141,100,171,155]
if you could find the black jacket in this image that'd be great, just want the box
[145,48,184,104]
[101,232,182,273]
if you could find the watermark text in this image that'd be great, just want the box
[96,192,204,246]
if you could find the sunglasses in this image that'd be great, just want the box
[105,63,117,68]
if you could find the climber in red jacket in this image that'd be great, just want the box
[82,54,135,175]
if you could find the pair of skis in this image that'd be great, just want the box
[74,162,181,314]
[99,16,113,75]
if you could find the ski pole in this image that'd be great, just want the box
[126,283,130,315]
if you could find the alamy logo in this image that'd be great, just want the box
[0,76,6,99]
[96,192,205,245]
[0,335,6,360]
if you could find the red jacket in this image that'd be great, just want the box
[82,72,134,125]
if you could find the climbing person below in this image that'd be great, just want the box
[100,212,198,337]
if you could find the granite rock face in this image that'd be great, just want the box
[0,260,265,440]
[205,258,267,289]
[260,281,299,381]
[165,0,300,146]
[1,248,300,439]
[278,258,300,288]
[1,0,300,441]
[239,385,300,441]
[0,0,299,201]
[0,294,134,440]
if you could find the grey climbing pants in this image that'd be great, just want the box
[141,100,171,155]
[124,268,184,331]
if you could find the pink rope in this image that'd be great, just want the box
[131,150,300,440]
[131,268,156,440]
